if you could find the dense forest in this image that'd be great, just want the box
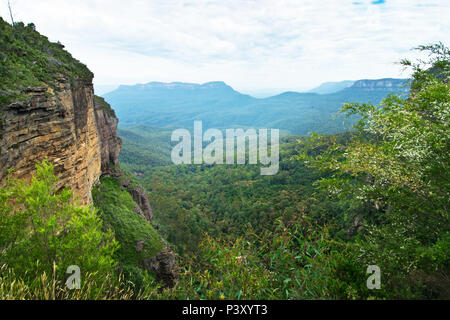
[114,43,449,299]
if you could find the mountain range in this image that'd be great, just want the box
[308,80,355,94]
[103,78,409,135]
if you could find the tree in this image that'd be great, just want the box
[298,43,450,299]
[0,160,119,290]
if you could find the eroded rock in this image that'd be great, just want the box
[142,249,178,288]
[0,80,102,205]
[93,96,122,172]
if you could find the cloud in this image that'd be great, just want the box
[1,0,448,92]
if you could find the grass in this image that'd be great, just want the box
[0,263,165,300]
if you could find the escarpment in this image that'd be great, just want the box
[0,79,102,205]
[1,18,177,288]
[0,19,121,205]
[94,95,122,172]
[0,19,102,205]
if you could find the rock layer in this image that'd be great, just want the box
[110,173,154,222]
[94,96,122,172]
[142,249,178,288]
[0,78,102,205]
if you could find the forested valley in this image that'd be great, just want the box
[116,44,449,299]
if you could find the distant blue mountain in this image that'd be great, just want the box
[308,80,355,94]
[103,78,409,135]
[94,84,118,95]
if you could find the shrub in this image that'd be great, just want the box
[0,160,118,296]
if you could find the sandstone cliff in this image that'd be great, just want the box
[94,95,122,172]
[1,19,177,287]
[0,79,102,205]
[0,19,103,205]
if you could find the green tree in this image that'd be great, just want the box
[0,160,119,290]
[299,43,450,299]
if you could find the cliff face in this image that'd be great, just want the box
[120,177,153,221]
[0,19,127,205]
[0,79,102,205]
[93,95,122,172]
[0,82,127,206]
[1,19,177,287]
[0,19,105,205]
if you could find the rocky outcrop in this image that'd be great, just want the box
[93,96,122,172]
[141,249,178,288]
[117,175,153,222]
[0,74,122,207]
[1,19,177,288]
[0,79,102,205]
[127,185,153,221]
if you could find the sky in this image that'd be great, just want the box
[1,0,449,96]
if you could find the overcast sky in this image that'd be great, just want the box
[1,0,449,95]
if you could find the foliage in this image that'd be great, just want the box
[138,136,329,253]
[118,125,174,171]
[0,161,118,296]
[168,235,275,300]
[165,217,358,300]
[252,218,336,299]
[0,18,93,106]
[0,263,158,300]
[92,176,164,288]
[298,43,450,299]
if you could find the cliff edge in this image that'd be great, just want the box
[0,19,177,288]
[0,19,102,204]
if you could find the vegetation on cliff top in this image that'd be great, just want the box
[0,18,93,106]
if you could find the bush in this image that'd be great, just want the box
[0,160,118,297]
